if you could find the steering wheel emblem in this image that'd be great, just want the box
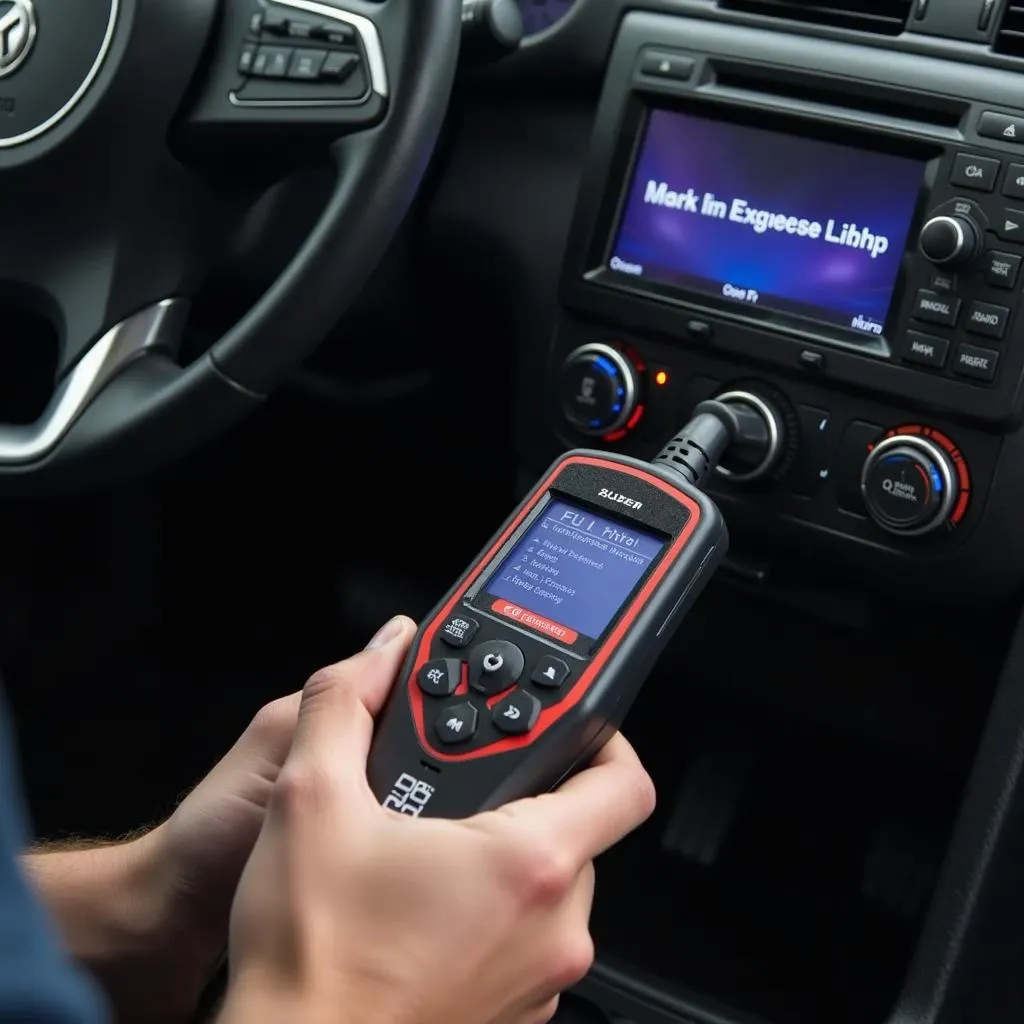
[0,0,36,78]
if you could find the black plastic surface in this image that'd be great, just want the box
[542,323,1016,598]
[424,3,1024,1020]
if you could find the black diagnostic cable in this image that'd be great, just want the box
[653,398,770,488]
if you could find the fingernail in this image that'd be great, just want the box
[366,616,406,650]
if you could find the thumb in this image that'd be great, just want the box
[288,615,418,783]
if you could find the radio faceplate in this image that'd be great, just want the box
[560,12,1024,426]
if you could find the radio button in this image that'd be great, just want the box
[978,111,1024,143]
[899,331,950,369]
[964,300,1011,339]
[952,343,1000,382]
[639,49,695,82]
[798,349,826,372]
[837,421,883,514]
[789,405,833,496]
[950,153,1000,192]
[912,289,960,327]
[984,250,1022,288]
[1004,163,1024,199]
[995,208,1024,242]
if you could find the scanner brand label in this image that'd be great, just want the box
[598,487,643,510]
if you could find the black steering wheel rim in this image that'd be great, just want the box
[0,0,461,491]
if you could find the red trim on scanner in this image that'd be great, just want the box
[491,600,579,645]
[408,455,703,762]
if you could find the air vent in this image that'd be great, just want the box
[994,1,1024,56]
[718,0,913,36]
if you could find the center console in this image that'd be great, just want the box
[534,11,1024,597]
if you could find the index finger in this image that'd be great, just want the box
[490,732,656,868]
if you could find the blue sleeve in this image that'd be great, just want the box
[0,695,108,1023]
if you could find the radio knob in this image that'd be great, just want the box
[918,215,980,268]
[861,436,959,537]
[559,344,639,437]
[713,388,791,483]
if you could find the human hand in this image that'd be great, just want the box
[219,615,656,1024]
[143,689,302,978]
[23,690,304,1023]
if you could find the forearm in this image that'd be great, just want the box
[23,827,214,1023]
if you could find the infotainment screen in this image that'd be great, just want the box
[608,108,927,339]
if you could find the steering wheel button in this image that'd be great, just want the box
[492,690,542,736]
[287,20,315,39]
[436,702,478,745]
[288,49,327,80]
[238,44,257,75]
[312,22,356,44]
[321,51,359,81]
[470,640,525,695]
[263,12,290,34]
[257,46,293,78]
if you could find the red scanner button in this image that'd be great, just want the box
[491,600,579,645]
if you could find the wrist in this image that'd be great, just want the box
[24,827,218,1022]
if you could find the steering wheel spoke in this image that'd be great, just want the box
[0,0,459,486]
[186,0,391,138]
[0,299,188,468]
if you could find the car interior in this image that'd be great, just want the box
[4,0,1024,1021]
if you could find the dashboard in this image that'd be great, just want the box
[441,0,1024,602]
[419,4,1024,1024]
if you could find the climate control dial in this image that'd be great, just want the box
[861,435,960,537]
[559,343,640,437]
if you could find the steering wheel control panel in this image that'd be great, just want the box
[367,451,725,818]
[231,0,380,107]
[559,14,1024,427]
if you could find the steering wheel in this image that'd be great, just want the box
[0,0,460,490]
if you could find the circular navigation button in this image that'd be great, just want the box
[469,640,525,695]
[482,652,505,673]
